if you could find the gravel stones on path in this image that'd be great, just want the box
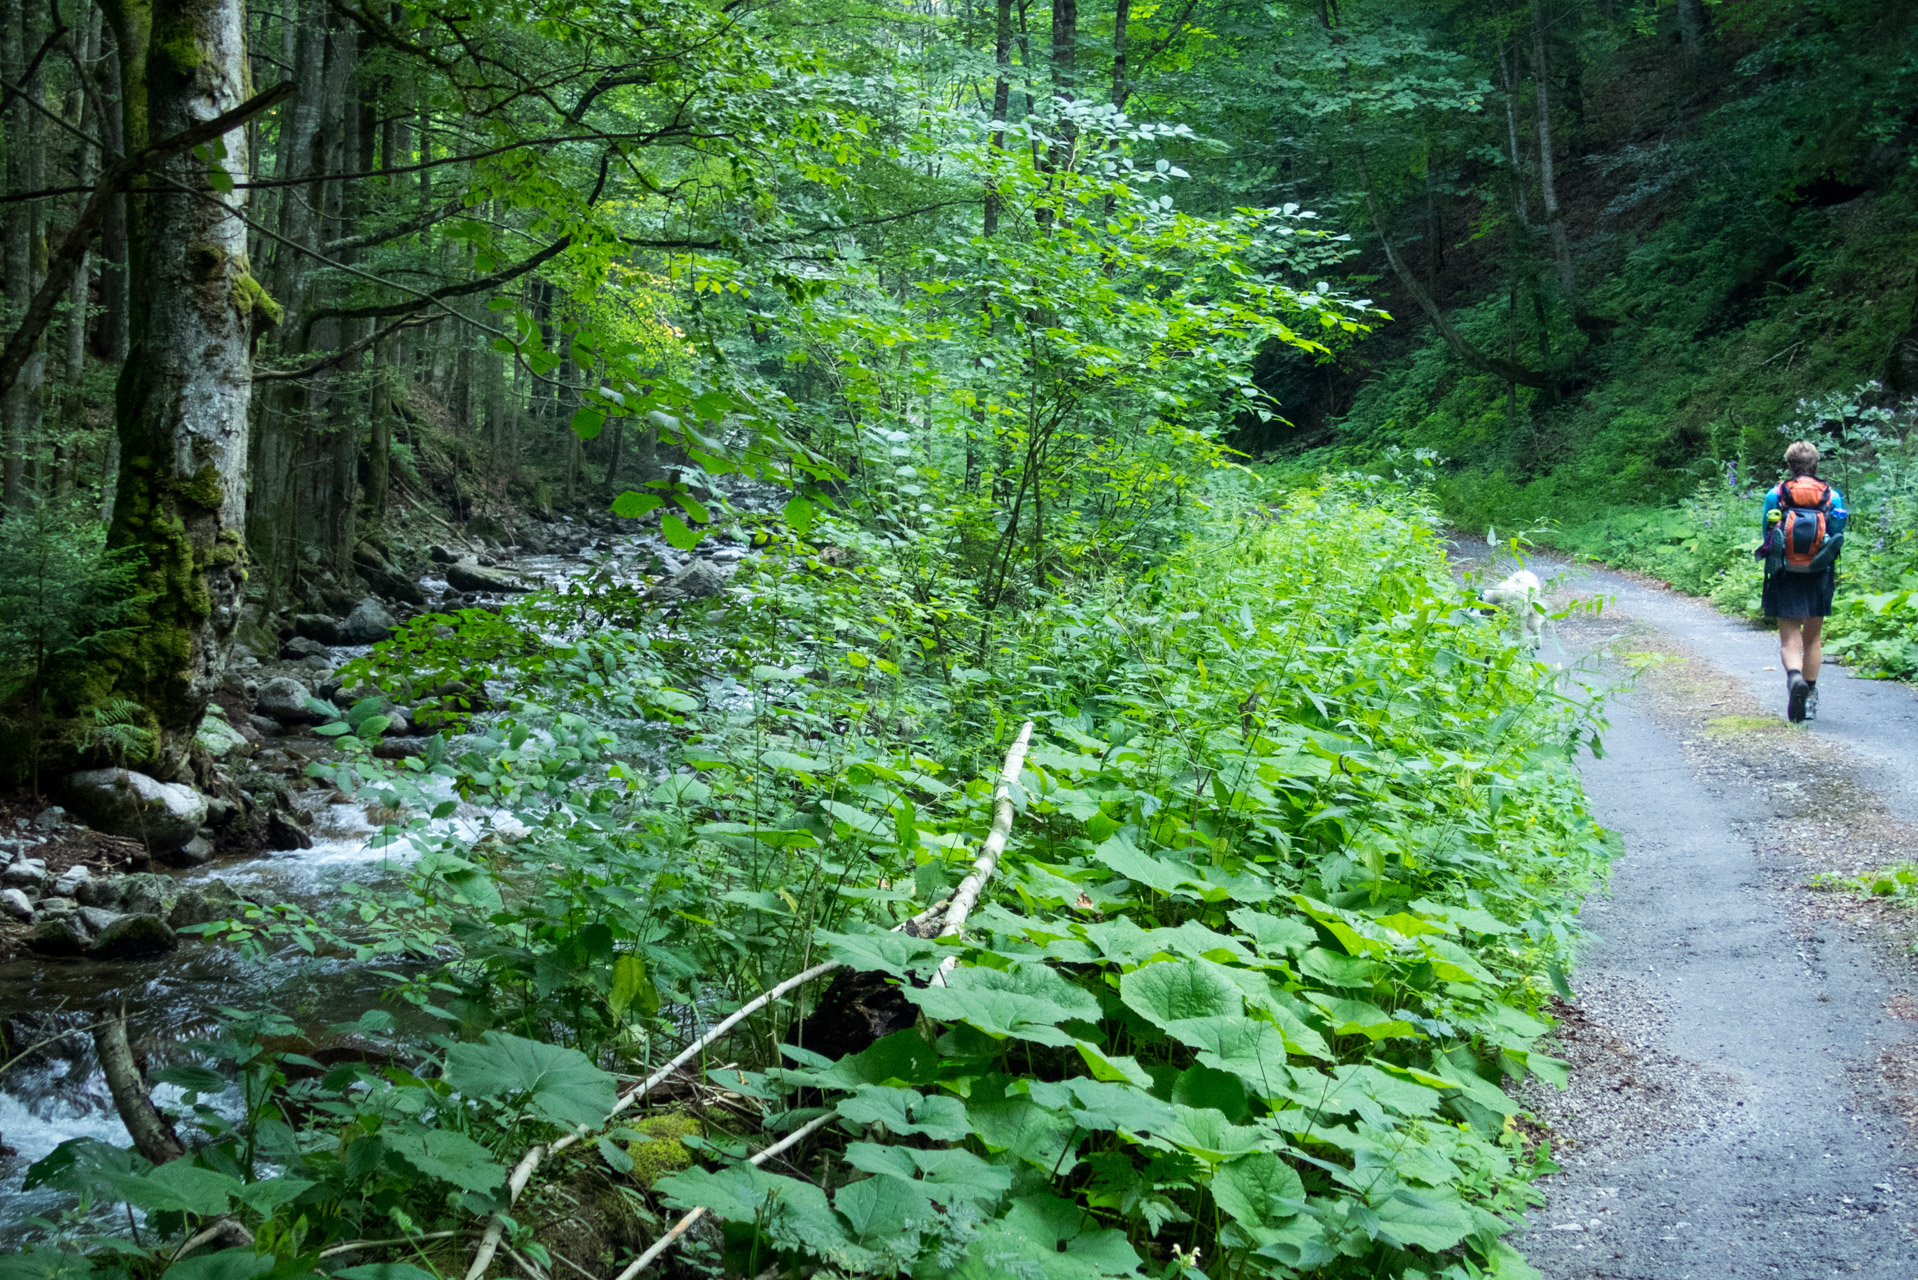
[1511,574,1918,1278]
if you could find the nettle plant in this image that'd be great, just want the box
[12,480,1606,1280]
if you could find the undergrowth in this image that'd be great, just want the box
[9,476,1611,1280]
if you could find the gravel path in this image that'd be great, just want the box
[1503,558,1918,1278]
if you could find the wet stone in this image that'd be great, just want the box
[170,881,245,930]
[116,872,180,919]
[2,858,47,891]
[49,865,91,898]
[64,768,208,853]
[75,875,122,909]
[24,916,89,956]
[256,676,325,724]
[88,913,177,959]
[0,888,33,920]
[78,906,122,935]
[162,834,215,868]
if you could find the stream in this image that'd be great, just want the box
[0,509,752,1242]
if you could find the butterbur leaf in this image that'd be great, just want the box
[1211,1152,1306,1227]
[842,1143,1010,1206]
[1091,835,1196,895]
[1075,1042,1153,1087]
[837,1086,971,1140]
[333,1267,442,1280]
[1227,908,1317,957]
[1369,1187,1477,1252]
[383,1126,508,1193]
[0,1251,95,1280]
[99,1158,242,1216]
[443,1031,616,1129]
[1119,958,1242,1028]
[230,1177,315,1215]
[160,1252,274,1280]
[905,961,1100,1046]
[813,926,945,978]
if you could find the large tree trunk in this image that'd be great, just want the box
[96,0,263,774]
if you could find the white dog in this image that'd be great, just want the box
[1481,569,1547,648]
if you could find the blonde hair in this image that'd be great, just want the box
[1784,440,1820,476]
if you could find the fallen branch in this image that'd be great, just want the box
[464,725,1035,1279]
[610,1112,837,1280]
[931,719,1034,986]
[93,1007,185,1164]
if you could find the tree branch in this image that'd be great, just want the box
[0,81,295,399]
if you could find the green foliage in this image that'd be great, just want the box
[0,502,147,781]
[8,478,1608,1280]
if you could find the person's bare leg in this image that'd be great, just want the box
[1802,617,1824,682]
[1778,619,1806,673]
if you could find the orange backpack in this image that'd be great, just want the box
[1774,476,1837,573]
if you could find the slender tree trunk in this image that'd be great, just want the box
[983,0,1011,235]
[97,0,263,773]
[96,28,128,522]
[1677,0,1711,69]
[1529,0,1579,316]
[1498,45,1534,230]
[1,0,47,508]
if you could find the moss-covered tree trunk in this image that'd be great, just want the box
[96,0,264,776]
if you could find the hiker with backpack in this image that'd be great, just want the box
[1758,440,1847,723]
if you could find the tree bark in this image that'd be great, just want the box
[1677,0,1711,70]
[2,0,47,509]
[96,0,263,774]
[1529,0,1580,317]
[982,0,1011,235]
[94,1010,186,1164]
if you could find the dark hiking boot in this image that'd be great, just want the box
[1787,672,1810,723]
[1805,681,1819,721]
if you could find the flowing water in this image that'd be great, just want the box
[0,511,750,1242]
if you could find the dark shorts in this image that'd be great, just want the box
[1762,567,1837,619]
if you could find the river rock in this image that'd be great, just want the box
[256,677,326,724]
[64,769,208,854]
[293,613,346,645]
[25,916,89,956]
[76,875,122,909]
[248,713,284,736]
[195,713,250,760]
[116,873,180,920]
[650,558,730,602]
[78,906,121,935]
[445,561,532,594]
[342,597,398,644]
[50,866,91,898]
[429,543,459,564]
[282,635,330,661]
[2,857,46,892]
[162,834,215,868]
[170,880,245,929]
[32,806,69,832]
[267,811,313,851]
[89,913,177,959]
[373,736,429,760]
[0,888,33,920]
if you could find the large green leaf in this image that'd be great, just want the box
[98,1158,240,1216]
[1118,958,1242,1027]
[1025,1078,1174,1134]
[966,1081,1082,1173]
[1370,1187,1478,1252]
[382,1126,508,1193]
[906,962,1099,1046]
[162,1252,275,1280]
[837,1086,971,1140]
[443,1031,617,1129]
[842,1143,1011,1206]
[1210,1152,1306,1228]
